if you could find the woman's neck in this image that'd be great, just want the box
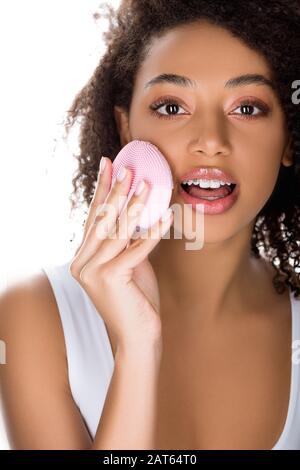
[148,225,275,325]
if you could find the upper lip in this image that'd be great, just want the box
[179,167,238,185]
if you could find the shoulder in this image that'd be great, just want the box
[0,269,67,367]
[0,271,70,445]
[0,270,93,449]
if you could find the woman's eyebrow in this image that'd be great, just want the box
[144,73,276,91]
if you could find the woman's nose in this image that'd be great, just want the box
[188,112,231,158]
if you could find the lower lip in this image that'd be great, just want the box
[178,183,240,215]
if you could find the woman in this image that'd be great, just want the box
[1,0,300,450]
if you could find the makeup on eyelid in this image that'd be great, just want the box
[149,96,270,120]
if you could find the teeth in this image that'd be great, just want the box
[182,179,232,189]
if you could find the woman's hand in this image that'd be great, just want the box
[69,156,173,350]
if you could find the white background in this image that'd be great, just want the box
[0,0,120,450]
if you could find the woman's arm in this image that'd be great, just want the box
[0,272,162,450]
[91,341,161,450]
[0,273,93,450]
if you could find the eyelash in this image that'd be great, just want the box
[149,97,270,121]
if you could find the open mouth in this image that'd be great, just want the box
[180,182,237,201]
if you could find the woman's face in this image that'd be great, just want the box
[114,20,292,243]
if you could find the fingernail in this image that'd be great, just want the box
[99,157,107,174]
[134,180,145,196]
[117,166,127,182]
[161,208,173,221]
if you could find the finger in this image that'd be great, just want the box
[72,165,134,271]
[74,156,112,256]
[92,208,174,274]
[88,179,151,265]
[83,156,113,234]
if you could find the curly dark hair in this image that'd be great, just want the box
[63,0,300,298]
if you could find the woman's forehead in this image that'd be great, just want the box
[135,22,272,92]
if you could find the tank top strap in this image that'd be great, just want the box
[41,260,114,439]
[272,288,300,449]
[289,289,300,444]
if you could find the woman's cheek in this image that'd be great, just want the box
[245,168,280,218]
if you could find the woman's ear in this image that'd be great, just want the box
[114,105,131,147]
[281,135,294,167]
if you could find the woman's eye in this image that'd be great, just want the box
[149,99,186,120]
[230,100,270,120]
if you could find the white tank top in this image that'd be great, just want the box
[41,260,300,449]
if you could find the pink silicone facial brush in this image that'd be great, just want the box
[111,140,174,231]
